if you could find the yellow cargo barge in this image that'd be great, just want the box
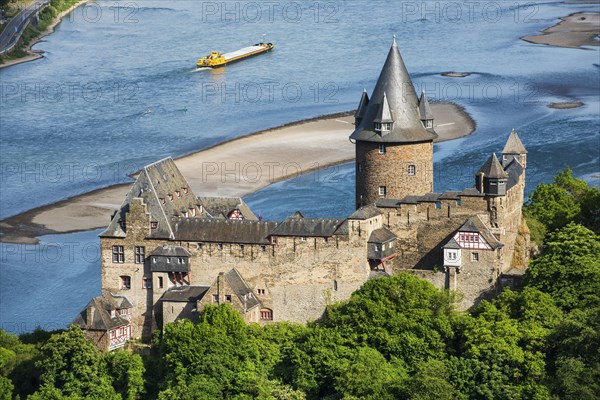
[197,42,274,68]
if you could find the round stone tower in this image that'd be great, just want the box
[350,38,438,209]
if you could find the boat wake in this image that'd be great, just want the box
[193,67,210,72]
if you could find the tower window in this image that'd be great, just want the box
[472,252,479,262]
[408,164,416,176]
[379,186,387,196]
[158,276,164,288]
[379,144,386,154]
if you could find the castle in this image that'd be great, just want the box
[73,39,529,350]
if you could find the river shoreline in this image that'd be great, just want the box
[521,12,600,49]
[0,0,91,69]
[0,103,475,244]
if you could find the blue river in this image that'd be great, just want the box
[0,0,598,333]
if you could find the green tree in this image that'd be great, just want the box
[525,183,580,232]
[525,223,600,310]
[104,351,145,400]
[33,326,119,399]
[548,306,600,399]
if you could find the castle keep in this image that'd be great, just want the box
[73,40,529,349]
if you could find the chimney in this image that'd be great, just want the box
[86,304,94,325]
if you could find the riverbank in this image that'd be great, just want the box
[0,103,475,244]
[0,0,90,69]
[521,12,600,48]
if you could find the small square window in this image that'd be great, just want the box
[217,243,223,250]
[225,295,232,302]
[472,252,479,262]
[240,244,245,251]
[151,221,158,229]
[408,164,416,176]
[120,276,131,290]
[379,144,386,154]
[261,245,267,252]
[379,186,387,196]
[212,294,218,303]
[301,237,307,242]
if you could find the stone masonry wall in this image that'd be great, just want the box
[356,140,433,207]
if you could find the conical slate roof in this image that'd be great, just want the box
[502,129,527,154]
[373,92,394,123]
[418,91,434,120]
[354,89,369,119]
[350,38,437,143]
[478,153,508,179]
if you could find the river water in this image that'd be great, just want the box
[0,0,598,333]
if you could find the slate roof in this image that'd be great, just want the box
[223,269,260,311]
[100,157,201,239]
[350,38,438,143]
[354,90,369,119]
[373,92,394,124]
[172,218,277,244]
[376,198,403,208]
[161,286,210,302]
[368,227,397,243]
[349,205,382,220]
[502,129,527,154]
[72,296,130,331]
[151,245,191,257]
[460,188,485,197]
[270,217,345,237]
[458,216,503,249]
[197,197,257,220]
[478,153,508,179]
[505,158,524,190]
[443,238,461,249]
[418,91,434,120]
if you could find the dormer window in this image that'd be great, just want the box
[151,221,158,230]
[168,194,173,201]
[382,122,392,131]
[160,198,166,205]
[184,186,189,194]
[176,190,181,197]
[422,119,433,129]
[191,207,197,217]
[374,122,382,131]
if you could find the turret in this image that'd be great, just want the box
[350,37,438,208]
[501,128,527,168]
[354,89,369,126]
[418,91,434,129]
[476,153,508,196]
[373,92,394,135]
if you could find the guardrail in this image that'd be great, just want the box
[0,1,50,56]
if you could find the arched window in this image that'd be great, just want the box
[408,164,416,176]
[260,309,273,321]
